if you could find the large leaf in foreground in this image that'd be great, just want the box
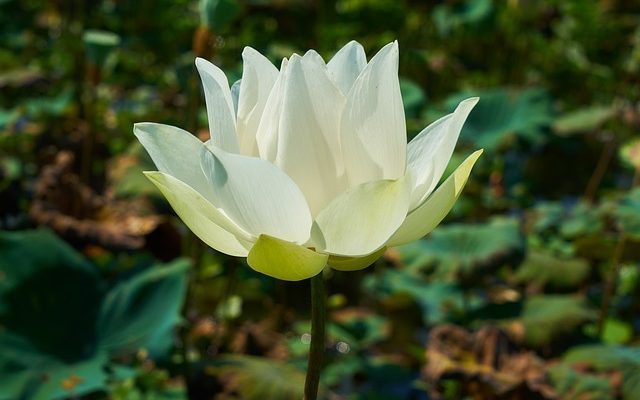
[0,229,102,362]
[0,229,189,399]
[97,259,189,356]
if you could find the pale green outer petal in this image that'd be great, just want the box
[195,57,239,153]
[327,40,367,95]
[314,176,411,257]
[133,122,213,200]
[257,54,347,216]
[143,171,253,257]
[386,150,484,247]
[236,47,279,157]
[200,143,313,244]
[327,247,386,272]
[247,234,328,281]
[255,58,288,162]
[341,41,407,187]
[407,97,478,210]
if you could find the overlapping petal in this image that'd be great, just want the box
[387,150,484,247]
[406,97,478,209]
[247,234,328,281]
[327,247,387,272]
[144,171,252,256]
[327,40,367,95]
[195,57,239,153]
[341,41,406,186]
[133,122,213,200]
[200,143,313,244]
[256,54,347,215]
[255,58,288,162]
[314,176,411,257]
[236,47,279,156]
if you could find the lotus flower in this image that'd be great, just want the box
[134,41,482,281]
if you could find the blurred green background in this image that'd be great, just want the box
[1,0,640,399]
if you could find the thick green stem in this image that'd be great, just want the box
[304,271,326,400]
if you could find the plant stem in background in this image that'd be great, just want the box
[584,135,615,203]
[597,168,638,337]
[304,271,326,400]
[81,63,99,185]
[597,235,627,337]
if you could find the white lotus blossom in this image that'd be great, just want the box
[135,40,482,281]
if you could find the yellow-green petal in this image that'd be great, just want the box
[386,149,483,247]
[144,171,253,257]
[327,247,386,272]
[314,176,411,257]
[247,234,328,281]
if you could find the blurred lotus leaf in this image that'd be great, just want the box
[206,355,306,400]
[0,229,189,400]
[559,202,603,239]
[23,87,74,117]
[553,105,616,136]
[615,188,640,237]
[620,138,640,171]
[331,307,389,349]
[432,0,493,36]
[347,357,418,400]
[553,344,640,399]
[363,268,463,325]
[519,295,596,348]
[424,325,556,399]
[394,218,524,283]
[444,88,554,151]
[527,202,564,234]
[548,364,615,400]
[83,30,121,66]
[199,0,240,31]
[515,251,590,291]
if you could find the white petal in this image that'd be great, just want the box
[341,41,407,186]
[303,49,326,66]
[144,172,252,257]
[195,57,239,153]
[314,176,411,257]
[327,40,367,95]
[406,97,478,209]
[257,54,347,216]
[255,58,288,163]
[134,122,213,200]
[236,47,279,157]
[200,143,313,244]
[386,150,483,247]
